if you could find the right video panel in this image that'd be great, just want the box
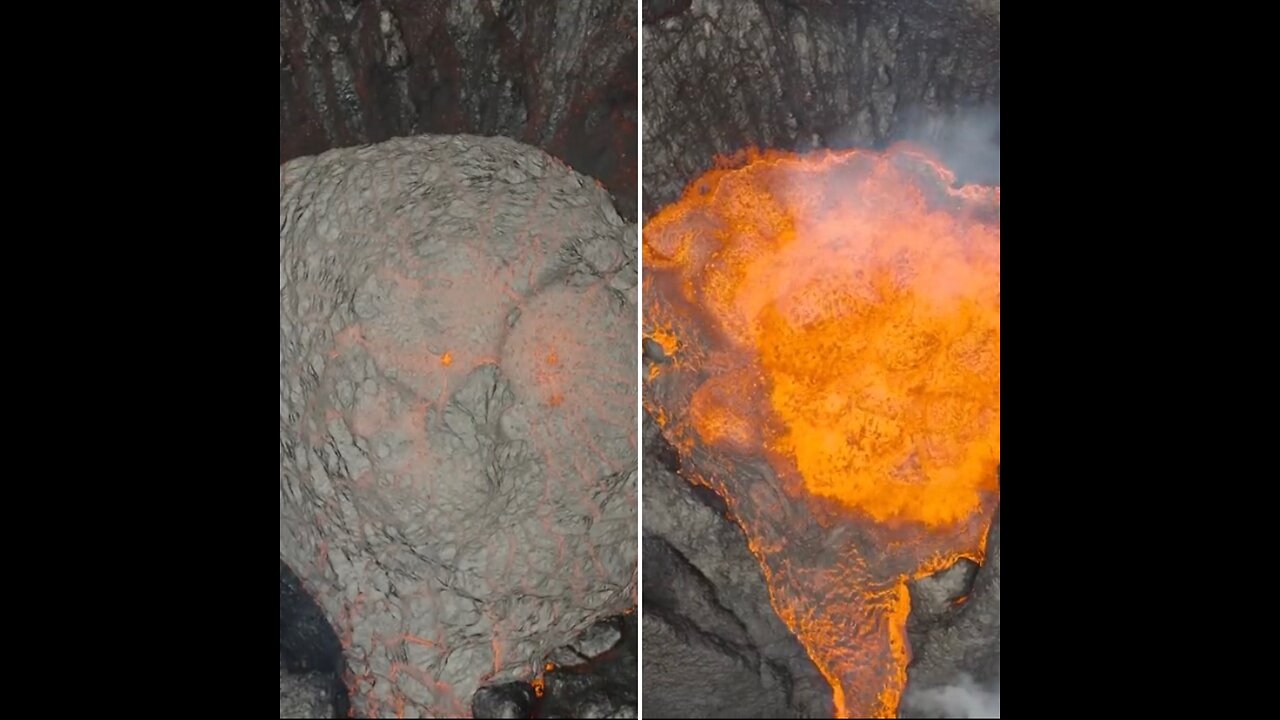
[640,2,1001,718]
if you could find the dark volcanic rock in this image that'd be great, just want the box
[280,559,344,675]
[470,614,637,719]
[644,608,789,719]
[643,536,795,719]
[906,558,980,637]
[642,0,693,24]
[641,415,833,718]
[642,0,1000,218]
[536,613,638,718]
[281,0,638,221]
[281,660,339,718]
[280,559,347,718]
[901,508,1001,718]
[472,681,537,719]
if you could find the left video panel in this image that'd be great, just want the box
[279,2,638,717]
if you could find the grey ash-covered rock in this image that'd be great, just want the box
[569,614,625,661]
[280,134,637,717]
[640,1,1000,716]
[281,0,637,221]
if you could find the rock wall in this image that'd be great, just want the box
[281,0,638,221]
[642,0,999,217]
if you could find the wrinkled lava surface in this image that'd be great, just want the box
[281,135,637,718]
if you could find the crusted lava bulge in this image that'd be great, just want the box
[281,135,637,718]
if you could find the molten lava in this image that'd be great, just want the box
[644,145,999,718]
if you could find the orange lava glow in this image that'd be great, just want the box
[644,145,999,718]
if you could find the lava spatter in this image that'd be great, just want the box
[644,145,999,718]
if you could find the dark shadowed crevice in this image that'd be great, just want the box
[643,0,693,24]
[280,559,349,718]
[644,410,681,474]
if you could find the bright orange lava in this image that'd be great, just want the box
[644,145,999,718]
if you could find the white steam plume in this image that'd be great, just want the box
[894,104,1001,187]
[903,673,1000,718]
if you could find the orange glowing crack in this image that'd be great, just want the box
[644,145,999,718]
[647,326,679,356]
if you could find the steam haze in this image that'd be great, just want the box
[903,674,1001,718]
[894,104,1001,186]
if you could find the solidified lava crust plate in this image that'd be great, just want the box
[643,146,999,718]
[280,135,637,718]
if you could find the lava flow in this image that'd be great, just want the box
[643,145,999,718]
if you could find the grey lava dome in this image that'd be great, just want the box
[280,134,637,718]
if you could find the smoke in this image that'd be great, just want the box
[892,104,1001,187]
[902,674,1000,718]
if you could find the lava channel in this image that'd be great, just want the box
[643,145,1000,718]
